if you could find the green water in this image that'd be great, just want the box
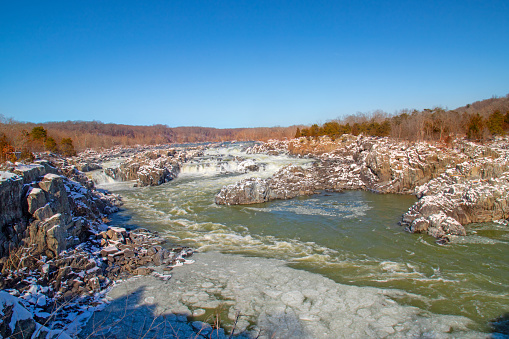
[101,147,509,334]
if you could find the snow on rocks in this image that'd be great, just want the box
[0,157,198,337]
[217,135,462,205]
[0,226,195,338]
[103,147,204,186]
[215,165,323,205]
[401,156,509,241]
[0,291,72,339]
[219,135,509,240]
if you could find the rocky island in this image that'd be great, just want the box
[216,136,509,242]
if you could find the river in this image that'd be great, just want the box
[93,143,509,336]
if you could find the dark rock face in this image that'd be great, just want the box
[0,173,24,234]
[0,163,121,258]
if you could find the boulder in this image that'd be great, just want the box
[0,291,71,339]
[27,187,47,214]
[215,177,269,205]
[33,203,54,221]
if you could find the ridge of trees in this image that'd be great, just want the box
[1,94,508,161]
[296,95,509,142]
[0,116,299,157]
[0,125,77,163]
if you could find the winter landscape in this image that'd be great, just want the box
[2,1,509,338]
[2,104,509,337]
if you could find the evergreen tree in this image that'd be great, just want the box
[60,138,77,156]
[44,137,58,153]
[295,128,301,138]
[30,126,47,141]
[487,110,504,136]
[467,114,484,140]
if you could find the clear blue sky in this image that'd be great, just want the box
[1,1,508,128]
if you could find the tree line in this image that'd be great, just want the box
[296,95,509,142]
[1,95,508,163]
[0,124,77,163]
[0,116,299,161]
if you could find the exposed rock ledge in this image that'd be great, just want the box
[0,159,195,337]
[216,136,509,240]
[103,147,204,186]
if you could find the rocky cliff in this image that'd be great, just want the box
[0,161,120,259]
[216,136,465,203]
[0,158,195,337]
[400,141,509,240]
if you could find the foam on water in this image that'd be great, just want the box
[245,197,371,218]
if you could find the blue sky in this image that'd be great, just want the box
[1,1,508,128]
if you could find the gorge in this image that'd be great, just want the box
[1,136,508,338]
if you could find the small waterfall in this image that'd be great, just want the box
[180,159,265,176]
[88,169,117,185]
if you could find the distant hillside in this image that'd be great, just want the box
[0,117,299,153]
[1,94,508,157]
[297,94,509,142]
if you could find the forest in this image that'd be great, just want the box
[1,95,508,162]
[297,95,509,142]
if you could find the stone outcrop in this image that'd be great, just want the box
[0,162,121,258]
[219,136,509,240]
[104,148,203,187]
[217,136,464,205]
[0,156,195,337]
[400,158,509,240]
[215,162,363,205]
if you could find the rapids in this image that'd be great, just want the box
[91,143,509,336]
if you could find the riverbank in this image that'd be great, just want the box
[0,155,196,338]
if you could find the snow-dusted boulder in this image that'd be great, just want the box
[0,291,71,339]
[104,149,194,186]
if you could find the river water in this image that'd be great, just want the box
[94,144,509,335]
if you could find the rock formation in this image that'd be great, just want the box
[0,161,121,259]
[104,148,203,186]
[217,136,465,204]
[400,142,509,239]
[0,158,195,337]
[218,136,509,241]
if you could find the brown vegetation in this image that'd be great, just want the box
[0,116,299,155]
[297,95,509,143]
[1,95,508,159]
